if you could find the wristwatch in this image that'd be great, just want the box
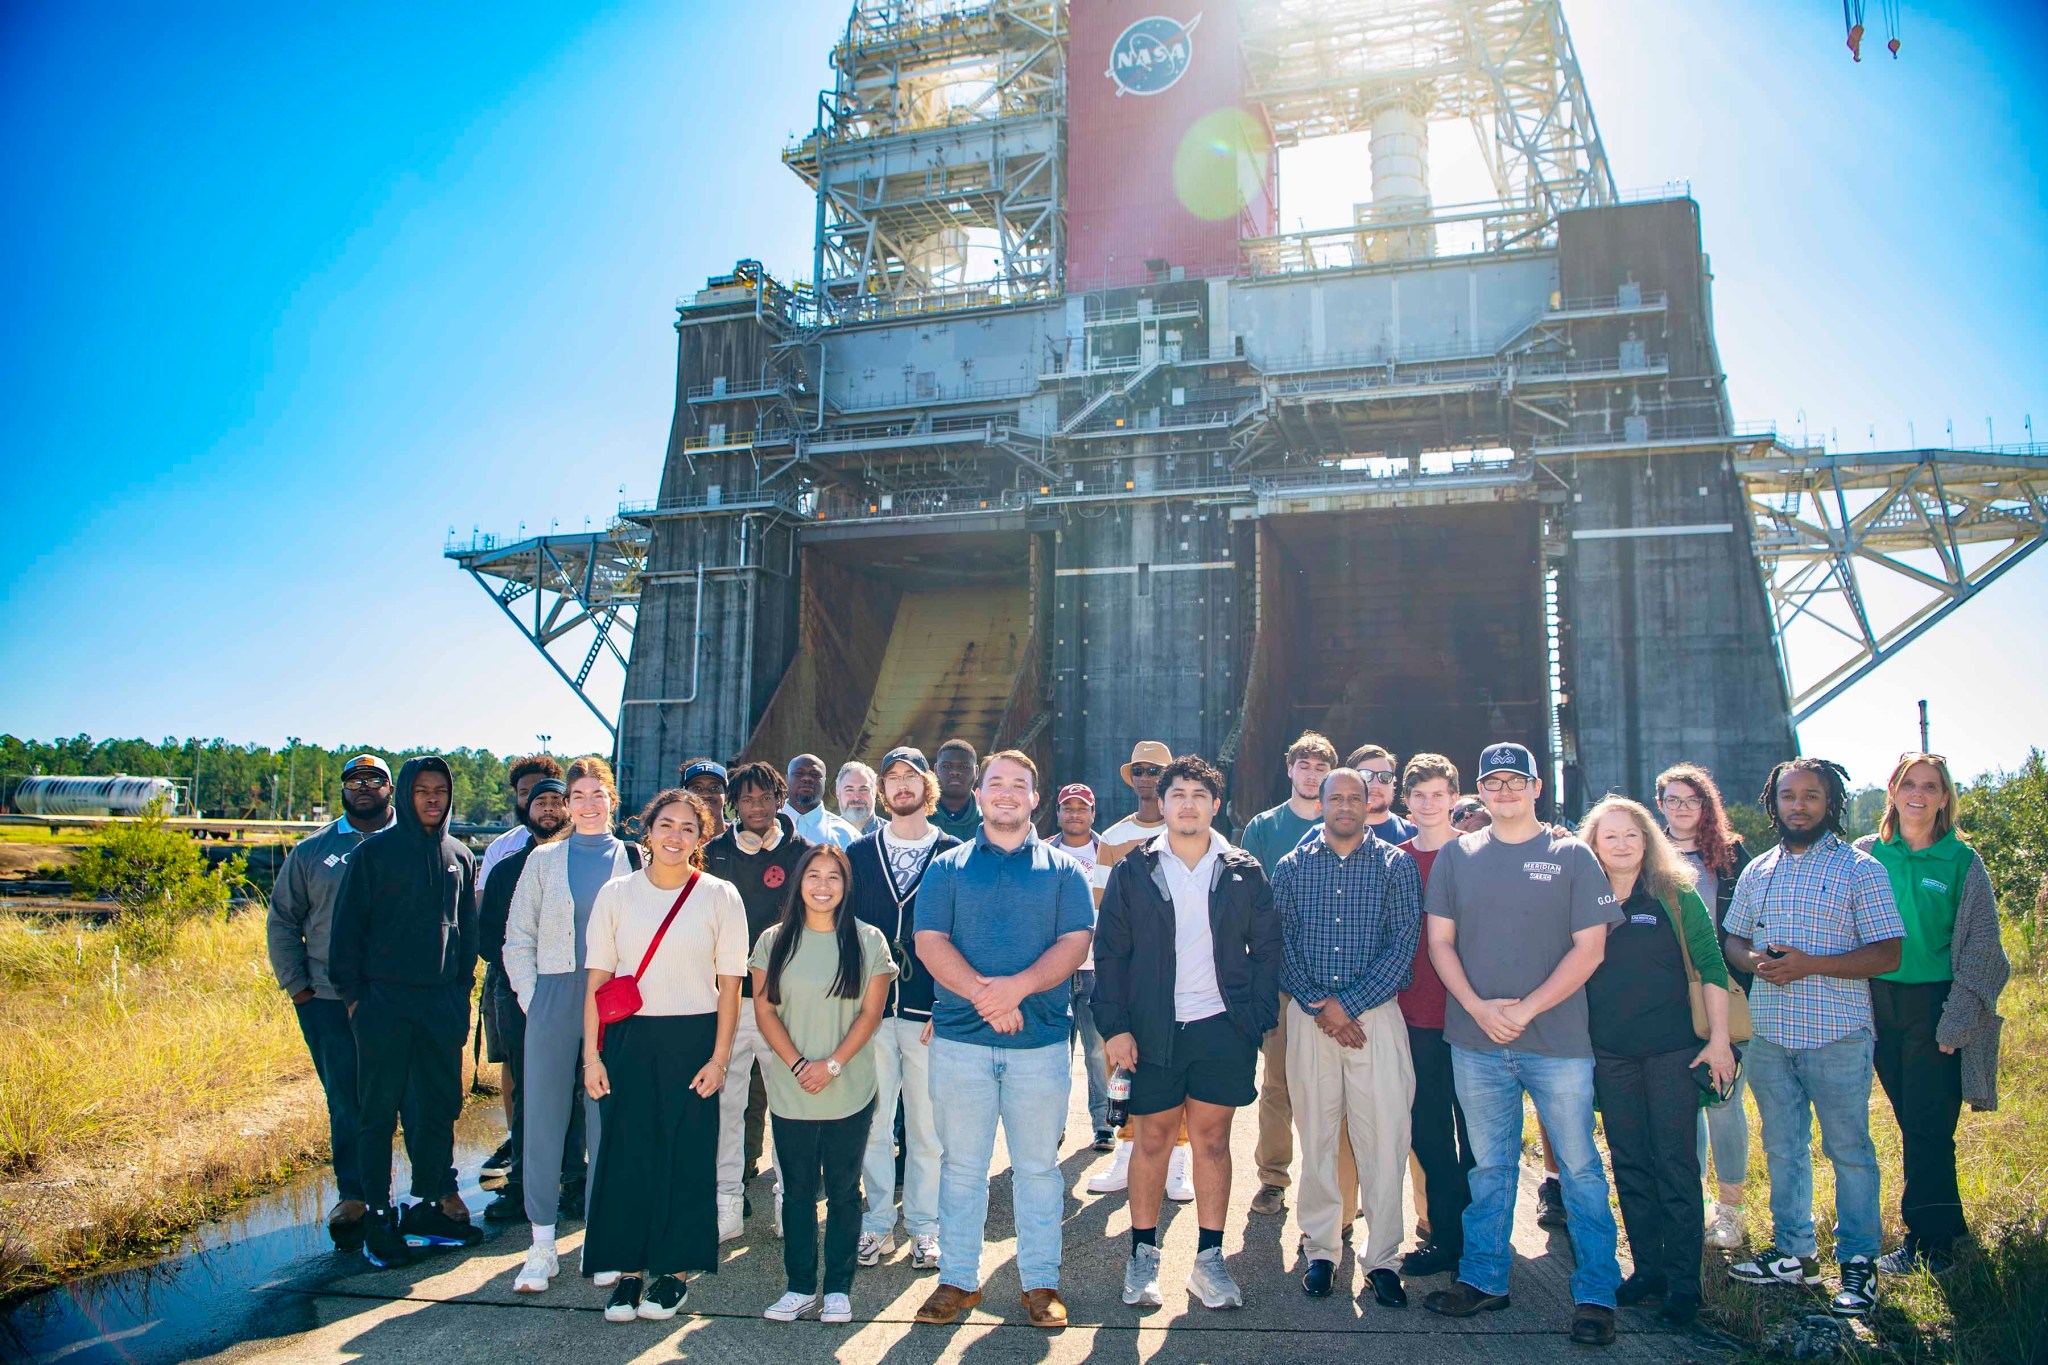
[823,1057,843,1078]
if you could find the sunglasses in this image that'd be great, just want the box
[343,775,390,790]
[1128,764,1164,777]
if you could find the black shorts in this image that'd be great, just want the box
[1128,1013,1258,1114]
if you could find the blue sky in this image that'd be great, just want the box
[3,1,2042,790]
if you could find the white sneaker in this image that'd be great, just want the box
[591,1270,621,1289]
[1087,1140,1134,1194]
[512,1244,558,1293]
[1705,1202,1748,1251]
[820,1292,853,1324]
[910,1234,940,1270]
[1165,1144,1195,1203]
[718,1195,744,1244]
[764,1290,819,1321]
[857,1231,892,1266]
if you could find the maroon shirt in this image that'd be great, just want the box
[1397,840,1447,1029]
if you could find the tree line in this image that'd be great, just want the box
[0,734,528,824]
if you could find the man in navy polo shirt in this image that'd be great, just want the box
[911,749,1095,1329]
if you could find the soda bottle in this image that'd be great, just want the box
[1105,1068,1132,1129]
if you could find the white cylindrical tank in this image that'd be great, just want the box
[1357,92,1435,264]
[12,775,182,817]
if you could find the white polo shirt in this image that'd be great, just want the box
[1156,828,1230,1022]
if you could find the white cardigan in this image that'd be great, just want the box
[502,838,637,1007]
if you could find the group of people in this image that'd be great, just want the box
[265,729,2009,1340]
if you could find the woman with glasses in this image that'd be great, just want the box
[750,842,896,1324]
[1653,763,1755,1251]
[1855,753,2009,1274]
[1579,796,1737,1327]
[581,789,747,1321]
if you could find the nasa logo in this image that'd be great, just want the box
[763,865,787,889]
[1106,12,1201,97]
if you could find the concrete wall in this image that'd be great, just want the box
[1555,202,1793,807]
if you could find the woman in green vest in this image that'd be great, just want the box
[1854,753,2009,1274]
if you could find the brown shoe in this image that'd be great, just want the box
[914,1284,983,1325]
[1021,1288,1068,1328]
[438,1193,472,1222]
[326,1199,368,1249]
[328,1199,369,1226]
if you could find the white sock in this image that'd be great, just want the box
[532,1224,556,1253]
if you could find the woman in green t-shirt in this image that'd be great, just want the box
[1855,753,2009,1274]
[749,842,896,1324]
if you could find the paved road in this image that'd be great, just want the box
[203,1053,1727,1365]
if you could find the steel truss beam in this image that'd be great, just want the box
[444,525,651,736]
[1737,443,2048,722]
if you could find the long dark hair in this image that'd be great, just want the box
[634,788,709,870]
[762,842,861,1005]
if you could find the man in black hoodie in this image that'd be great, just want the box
[701,759,812,1239]
[331,756,483,1268]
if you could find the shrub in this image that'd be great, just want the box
[65,800,249,960]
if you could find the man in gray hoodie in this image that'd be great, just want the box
[267,755,456,1248]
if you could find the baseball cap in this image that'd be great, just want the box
[341,754,392,782]
[681,760,728,787]
[1120,740,1173,786]
[1477,742,1539,780]
[1057,783,1095,808]
[881,745,931,775]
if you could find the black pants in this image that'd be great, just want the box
[1594,1047,1703,1294]
[351,986,468,1214]
[1873,978,1966,1253]
[1408,1024,1474,1253]
[773,1100,876,1296]
[491,972,527,1189]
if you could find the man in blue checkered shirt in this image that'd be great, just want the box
[1723,758,1903,1320]
[1273,768,1422,1309]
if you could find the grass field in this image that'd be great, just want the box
[1694,925,2047,1364]
[0,909,328,1299]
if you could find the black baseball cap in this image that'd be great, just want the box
[1477,743,1539,780]
[881,745,930,775]
[681,760,728,787]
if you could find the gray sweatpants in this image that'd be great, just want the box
[522,972,600,1225]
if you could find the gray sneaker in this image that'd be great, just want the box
[1122,1243,1163,1307]
[1188,1246,1244,1309]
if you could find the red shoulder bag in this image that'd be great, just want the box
[594,871,699,1047]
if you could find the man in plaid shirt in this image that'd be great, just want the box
[1273,768,1422,1309]
[1723,758,1903,1319]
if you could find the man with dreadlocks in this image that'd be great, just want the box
[1721,758,1903,1320]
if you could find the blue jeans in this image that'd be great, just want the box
[1070,971,1109,1130]
[930,1037,1071,1292]
[1696,1067,1751,1189]
[1745,1030,1881,1260]
[1452,1045,1621,1307]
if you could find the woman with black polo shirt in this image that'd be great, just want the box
[1579,796,1737,1327]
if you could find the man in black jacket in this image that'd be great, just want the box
[331,755,483,1268]
[847,747,962,1270]
[474,776,568,1221]
[701,759,813,1239]
[1096,754,1280,1312]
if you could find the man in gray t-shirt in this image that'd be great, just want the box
[1419,743,1623,1345]
[1425,828,1617,1058]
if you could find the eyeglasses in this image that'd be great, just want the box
[343,776,389,790]
[1479,775,1531,793]
[1128,765,1164,778]
[1659,794,1703,811]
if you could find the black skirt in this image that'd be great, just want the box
[584,1012,720,1276]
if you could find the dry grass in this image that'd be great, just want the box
[1695,925,2048,1364]
[0,909,328,1299]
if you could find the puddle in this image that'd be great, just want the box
[3,1114,507,1364]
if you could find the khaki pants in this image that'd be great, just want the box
[1258,993,1360,1219]
[1286,997,1415,1271]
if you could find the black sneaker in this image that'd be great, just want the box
[605,1275,644,1323]
[1092,1127,1116,1152]
[1615,1271,1667,1306]
[1656,1293,1700,1328]
[1401,1241,1459,1277]
[638,1273,688,1320]
[484,1186,527,1222]
[1829,1255,1879,1318]
[399,1199,483,1248]
[557,1185,586,1222]
[362,1208,413,1268]
[480,1138,514,1180]
[1536,1177,1568,1229]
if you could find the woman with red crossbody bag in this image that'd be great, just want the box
[578,789,749,1324]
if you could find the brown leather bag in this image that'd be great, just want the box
[1663,888,1752,1044]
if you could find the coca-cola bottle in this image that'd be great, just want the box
[1105,1068,1133,1129]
